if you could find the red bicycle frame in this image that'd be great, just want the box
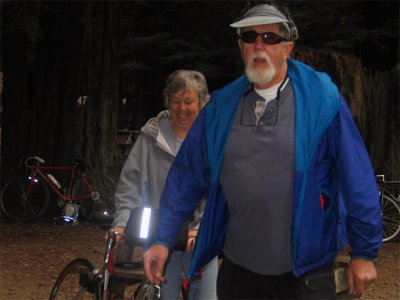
[27,164,97,203]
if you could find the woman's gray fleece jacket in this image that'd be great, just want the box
[112,110,203,232]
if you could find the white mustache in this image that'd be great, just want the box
[249,52,271,63]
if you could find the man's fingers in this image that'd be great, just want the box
[143,251,164,284]
[354,277,365,298]
[154,258,166,282]
[143,245,169,285]
[347,268,355,296]
[347,259,377,298]
[143,252,156,283]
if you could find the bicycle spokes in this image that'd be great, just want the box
[381,195,400,242]
[1,175,49,222]
[73,172,116,220]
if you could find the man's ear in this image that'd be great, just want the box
[284,41,294,58]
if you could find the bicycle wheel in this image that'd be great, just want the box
[381,195,400,242]
[73,172,116,220]
[0,175,49,222]
[49,258,100,300]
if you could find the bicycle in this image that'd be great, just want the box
[49,219,161,300]
[376,174,400,242]
[0,156,116,223]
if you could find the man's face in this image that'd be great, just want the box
[238,24,294,89]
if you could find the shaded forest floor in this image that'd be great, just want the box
[0,218,399,300]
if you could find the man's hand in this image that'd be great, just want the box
[143,244,169,285]
[347,259,377,298]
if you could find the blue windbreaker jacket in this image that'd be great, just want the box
[155,59,382,277]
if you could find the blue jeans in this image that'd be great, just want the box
[161,251,218,300]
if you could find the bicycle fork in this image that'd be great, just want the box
[22,171,43,217]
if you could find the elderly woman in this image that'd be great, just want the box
[112,70,218,300]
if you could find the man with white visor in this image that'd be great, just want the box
[143,3,382,299]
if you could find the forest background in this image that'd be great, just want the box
[1,0,399,188]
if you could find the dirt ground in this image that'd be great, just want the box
[0,218,399,300]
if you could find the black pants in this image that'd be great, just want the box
[217,256,337,300]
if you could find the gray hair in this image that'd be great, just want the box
[163,70,210,108]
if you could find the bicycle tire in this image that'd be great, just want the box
[381,194,400,242]
[72,172,116,220]
[130,282,160,300]
[0,175,49,222]
[49,258,100,300]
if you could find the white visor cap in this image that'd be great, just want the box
[230,4,290,28]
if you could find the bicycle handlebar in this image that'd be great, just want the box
[25,156,46,168]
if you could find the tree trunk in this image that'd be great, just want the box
[1,1,123,184]
[1,1,35,182]
[72,1,122,175]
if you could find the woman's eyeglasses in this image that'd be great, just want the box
[239,31,288,45]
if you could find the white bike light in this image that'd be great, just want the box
[140,207,152,238]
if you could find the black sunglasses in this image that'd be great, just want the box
[239,31,288,45]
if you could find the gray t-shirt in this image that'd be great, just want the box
[220,81,295,275]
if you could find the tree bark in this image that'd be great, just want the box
[72,1,122,174]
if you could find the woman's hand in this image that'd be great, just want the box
[186,229,198,253]
[104,226,125,244]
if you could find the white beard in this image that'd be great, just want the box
[245,52,276,85]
